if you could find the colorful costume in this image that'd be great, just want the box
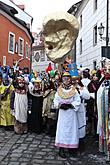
[43,70,60,137]
[10,77,28,134]
[97,80,110,154]
[0,84,14,126]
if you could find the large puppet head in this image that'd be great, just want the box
[42,11,79,63]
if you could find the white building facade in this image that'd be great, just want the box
[32,32,54,72]
[74,0,110,70]
[32,50,54,73]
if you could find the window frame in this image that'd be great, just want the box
[80,15,82,29]
[93,60,97,69]
[40,49,45,62]
[26,42,29,59]
[93,24,97,46]
[18,37,24,56]
[94,0,98,12]
[8,32,15,54]
[80,39,82,54]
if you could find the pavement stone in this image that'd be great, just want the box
[0,127,107,165]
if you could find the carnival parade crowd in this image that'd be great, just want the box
[0,59,110,159]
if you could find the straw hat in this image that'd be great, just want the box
[31,78,41,83]
[62,71,71,77]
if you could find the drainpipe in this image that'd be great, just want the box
[105,0,109,58]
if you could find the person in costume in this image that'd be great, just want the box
[43,70,60,137]
[76,78,90,153]
[10,76,28,134]
[28,78,43,134]
[53,71,81,158]
[81,69,91,87]
[66,62,90,153]
[97,60,110,156]
[46,62,53,73]
[22,67,30,84]
[81,69,96,135]
[0,73,14,129]
[87,69,102,137]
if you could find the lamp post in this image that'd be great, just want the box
[98,23,105,39]
[98,0,109,58]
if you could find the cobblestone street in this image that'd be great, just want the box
[0,127,107,165]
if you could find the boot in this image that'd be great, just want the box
[22,123,28,134]
[86,122,92,135]
[59,147,66,158]
[78,139,85,155]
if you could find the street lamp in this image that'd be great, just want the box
[98,23,109,43]
[98,23,105,40]
[98,22,110,59]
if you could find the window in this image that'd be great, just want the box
[18,37,24,56]
[80,15,82,28]
[15,42,18,54]
[26,43,28,58]
[93,25,97,46]
[34,52,40,62]
[80,39,82,54]
[40,50,45,62]
[94,0,98,11]
[47,57,50,61]
[93,60,97,69]
[8,32,15,54]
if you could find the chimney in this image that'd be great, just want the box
[17,5,25,11]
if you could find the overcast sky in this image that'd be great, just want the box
[13,0,80,31]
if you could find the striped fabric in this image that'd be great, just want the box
[98,81,110,155]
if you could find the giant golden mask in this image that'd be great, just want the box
[42,11,79,63]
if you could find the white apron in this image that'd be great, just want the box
[14,92,28,123]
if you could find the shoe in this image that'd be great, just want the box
[5,126,14,131]
[59,148,67,158]
[68,148,78,157]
